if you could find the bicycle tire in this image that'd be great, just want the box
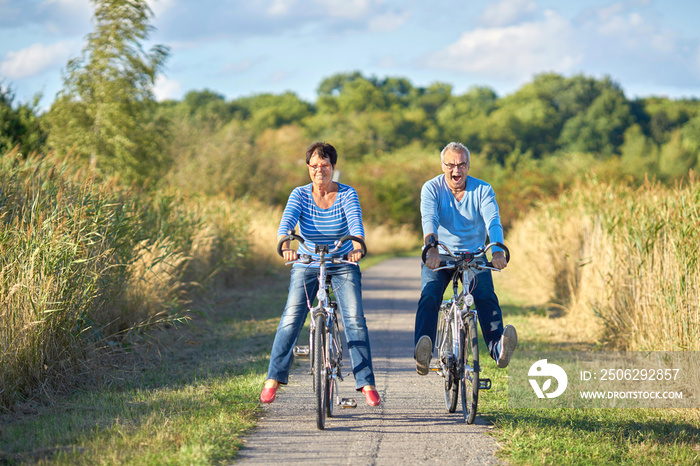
[310,327,316,393]
[444,313,459,413]
[326,314,341,417]
[461,316,479,424]
[313,314,327,430]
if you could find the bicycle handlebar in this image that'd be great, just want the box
[276,230,367,261]
[421,241,510,269]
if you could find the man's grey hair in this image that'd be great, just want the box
[440,142,470,165]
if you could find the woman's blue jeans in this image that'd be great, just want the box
[266,264,375,390]
[415,263,504,361]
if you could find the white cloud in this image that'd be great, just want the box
[425,10,581,79]
[0,41,76,79]
[153,74,181,101]
[314,0,372,20]
[368,10,410,33]
[584,4,678,55]
[478,0,537,27]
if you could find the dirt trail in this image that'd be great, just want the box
[235,256,502,465]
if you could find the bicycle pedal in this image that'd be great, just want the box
[293,345,309,357]
[340,398,357,408]
[479,378,492,390]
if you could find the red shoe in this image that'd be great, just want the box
[362,386,381,406]
[260,385,277,403]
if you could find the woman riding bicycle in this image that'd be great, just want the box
[260,142,381,407]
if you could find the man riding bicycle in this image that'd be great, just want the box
[415,142,517,375]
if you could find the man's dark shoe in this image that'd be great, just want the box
[415,335,432,375]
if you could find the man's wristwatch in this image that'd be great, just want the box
[426,236,438,250]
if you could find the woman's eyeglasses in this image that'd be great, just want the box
[308,164,332,172]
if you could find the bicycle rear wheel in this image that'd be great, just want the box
[444,310,459,413]
[313,314,327,430]
[461,315,479,424]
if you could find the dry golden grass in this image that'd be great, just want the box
[499,177,700,351]
[364,223,421,255]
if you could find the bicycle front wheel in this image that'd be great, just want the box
[444,314,459,413]
[326,315,341,418]
[461,316,479,424]
[313,314,327,430]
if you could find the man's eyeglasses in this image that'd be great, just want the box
[308,164,332,171]
[443,162,468,170]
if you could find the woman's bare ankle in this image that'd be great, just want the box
[264,379,280,389]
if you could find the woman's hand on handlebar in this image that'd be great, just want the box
[348,240,364,263]
[282,248,298,262]
[278,237,298,262]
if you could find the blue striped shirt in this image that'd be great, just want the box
[277,183,365,263]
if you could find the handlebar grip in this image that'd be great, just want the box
[277,231,306,257]
[337,235,367,258]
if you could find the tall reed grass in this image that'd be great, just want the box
[0,151,254,408]
[501,175,700,350]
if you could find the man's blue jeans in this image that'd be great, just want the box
[266,264,375,390]
[415,263,504,361]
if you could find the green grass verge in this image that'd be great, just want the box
[0,269,289,465]
[477,295,700,465]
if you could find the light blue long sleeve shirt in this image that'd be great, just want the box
[420,174,504,253]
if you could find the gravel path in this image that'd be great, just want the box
[235,256,503,465]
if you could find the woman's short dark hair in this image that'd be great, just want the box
[306,142,338,166]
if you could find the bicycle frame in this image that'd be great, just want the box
[278,231,366,430]
[435,271,477,378]
[424,241,509,423]
[307,244,345,414]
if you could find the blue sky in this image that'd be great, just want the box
[1,0,699,109]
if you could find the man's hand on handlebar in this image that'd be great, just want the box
[423,234,441,270]
[425,247,441,270]
[491,251,507,270]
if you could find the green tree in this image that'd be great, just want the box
[0,85,46,155]
[658,130,696,180]
[619,124,659,180]
[235,92,312,132]
[559,84,633,157]
[46,0,170,183]
[436,86,498,152]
